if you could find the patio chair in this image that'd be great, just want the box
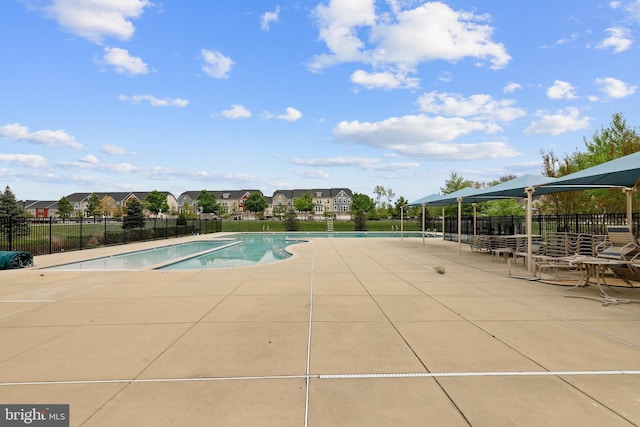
[595,225,640,260]
[514,239,545,265]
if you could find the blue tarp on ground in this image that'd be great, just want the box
[0,251,33,269]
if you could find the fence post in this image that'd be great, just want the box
[49,217,53,254]
[8,216,13,251]
[79,216,83,250]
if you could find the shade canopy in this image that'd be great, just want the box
[534,151,640,194]
[410,175,554,207]
[408,193,443,206]
[416,186,479,207]
[465,175,555,201]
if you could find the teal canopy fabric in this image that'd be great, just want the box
[0,251,33,269]
[534,151,640,194]
[410,175,554,207]
[408,193,442,206]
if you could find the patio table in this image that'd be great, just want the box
[565,257,640,305]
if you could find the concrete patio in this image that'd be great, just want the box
[0,235,639,426]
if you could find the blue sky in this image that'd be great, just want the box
[1,0,639,203]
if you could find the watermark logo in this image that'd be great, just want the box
[0,405,68,427]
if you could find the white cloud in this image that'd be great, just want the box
[503,82,521,93]
[57,159,138,173]
[0,123,85,149]
[261,6,280,31]
[102,47,148,75]
[118,94,188,107]
[290,156,419,171]
[40,0,151,44]
[417,92,526,122]
[624,0,640,22]
[295,169,330,179]
[546,80,577,100]
[201,49,234,79]
[102,144,130,155]
[310,1,510,75]
[79,154,98,164]
[310,0,376,70]
[0,154,49,168]
[350,69,419,89]
[596,27,633,53]
[524,107,592,136]
[595,77,637,98]
[276,107,302,122]
[222,104,252,119]
[333,115,519,159]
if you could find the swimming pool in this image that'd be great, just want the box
[43,231,433,271]
[158,234,305,270]
[44,240,236,271]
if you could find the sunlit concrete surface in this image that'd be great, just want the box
[1,235,639,426]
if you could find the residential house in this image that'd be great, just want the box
[63,192,177,218]
[24,200,58,218]
[269,188,352,220]
[177,190,262,218]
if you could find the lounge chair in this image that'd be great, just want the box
[606,253,640,287]
[595,225,640,260]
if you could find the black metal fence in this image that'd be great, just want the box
[443,212,639,242]
[0,217,222,256]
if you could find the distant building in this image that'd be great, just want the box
[24,188,354,220]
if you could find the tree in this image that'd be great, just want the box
[293,193,314,218]
[373,185,386,209]
[144,190,169,219]
[283,208,299,231]
[537,113,640,215]
[350,193,375,230]
[244,192,268,218]
[439,172,477,217]
[122,199,145,230]
[57,196,73,221]
[385,187,395,209]
[0,186,29,238]
[196,190,220,216]
[0,186,24,218]
[583,112,640,165]
[393,196,408,218]
[350,193,375,213]
[86,193,102,222]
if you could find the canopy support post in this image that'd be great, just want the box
[422,203,426,246]
[457,197,462,255]
[526,187,535,274]
[623,187,634,226]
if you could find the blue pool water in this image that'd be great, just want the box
[158,234,305,270]
[44,231,432,271]
[44,240,234,271]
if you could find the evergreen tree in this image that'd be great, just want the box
[283,208,299,231]
[0,186,29,237]
[122,199,146,230]
[0,186,23,218]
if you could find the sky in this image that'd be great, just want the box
[1,0,639,204]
